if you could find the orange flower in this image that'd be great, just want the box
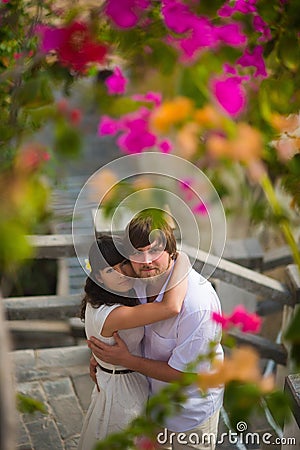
[176,122,199,159]
[132,176,153,191]
[194,105,224,129]
[207,123,263,163]
[206,134,230,159]
[150,97,194,133]
[197,346,274,392]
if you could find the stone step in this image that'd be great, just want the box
[4,294,81,321]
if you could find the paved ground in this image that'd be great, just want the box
[13,346,93,450]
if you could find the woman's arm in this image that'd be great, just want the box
[101,252,190,336]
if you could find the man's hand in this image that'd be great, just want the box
[88,332,130,367]
[89,354,100,392]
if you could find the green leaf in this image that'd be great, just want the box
[54,122,81,157]
[260,77,295,114]
[277,33,300,72]
[264,391,291,429]
[16,76,54,109]
[17,393,47,414]
[224,381,262,429]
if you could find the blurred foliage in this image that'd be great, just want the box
[17,393,47,415]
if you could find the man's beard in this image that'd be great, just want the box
[139,256,173,284]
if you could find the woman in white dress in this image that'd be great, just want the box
[77,235,188,450]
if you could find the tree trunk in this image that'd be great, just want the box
[0,290,16,450]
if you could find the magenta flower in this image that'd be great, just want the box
[105,67,128,95]
[253,15,272,42]
[132,91,162,106]
[223,64,237,75]
[212,76,247,117]
[212,311,229,328]
[158,139,172,153]
[105,0,150,29]
[179,17,217,59]
[212,305,261,333]
[237,46,267,77]
[218,0,257,17]
[230,305,261,333]
[117,123,157,154]
[162,0,196,34]
[98,106,171,155]
[36,25,65,53]
[192,201,208,216]
[215,23,247,46]
[98,116,121,136]
[179,178,194,201]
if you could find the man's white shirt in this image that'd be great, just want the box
[134,266,224,432]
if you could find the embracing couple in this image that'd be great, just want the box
[78,209,224,450]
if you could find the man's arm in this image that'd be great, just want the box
[88,333,183,383]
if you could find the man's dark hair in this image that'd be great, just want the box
[125,208,177,256]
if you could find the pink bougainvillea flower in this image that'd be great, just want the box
[36,25,65,53]
[105,0,150,29]
[212,311,230,329]
[105,67,128,95]
[192,201,208,216]
[230,305,261,333]
[37,22,107,73]
[98,106,171,155]
[116,111,157,153]
[215,23,247,46]
[117,122,157,154]
[132,91,162,107]
[218,0,257,17]
[223,64,237,75]
[253,15,272,42]
[178,17,217,59]
[162,0,197,34]
[158,139,172,153]
[98,116,121,136]
[212,305,261,333]
[179,178,193,191]
[121,107,151,128]
[178,178,195,200]
[237,45,267,78]
[212,76,247,117]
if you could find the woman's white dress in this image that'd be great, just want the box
[77,303,149,450]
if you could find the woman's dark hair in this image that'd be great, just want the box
[80,235,138,321]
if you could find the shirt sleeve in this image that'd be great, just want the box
[168,309,222,373]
